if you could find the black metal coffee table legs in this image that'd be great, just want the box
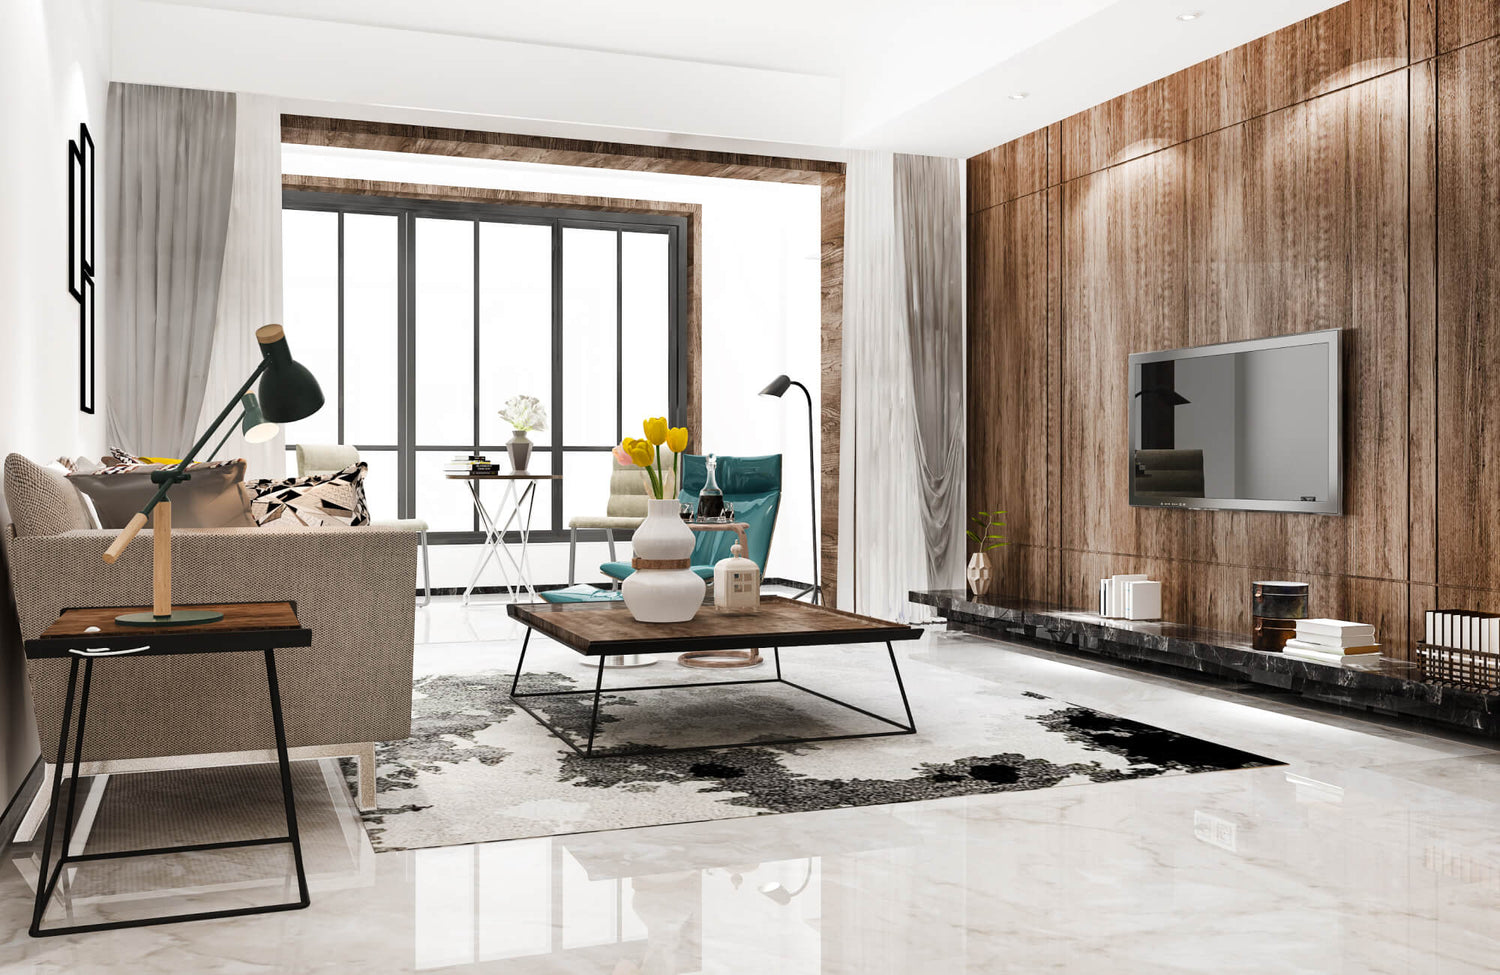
[30,648,310,937]
[508,628,918,758]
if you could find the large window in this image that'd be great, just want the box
[282,192,687,543]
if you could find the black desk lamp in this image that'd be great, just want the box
[759,374,820,605]
[102,324,324,626]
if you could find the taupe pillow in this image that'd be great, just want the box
[68,459,256,530]
[4,454,96,537]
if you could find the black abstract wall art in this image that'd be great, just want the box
[69,122,94,414]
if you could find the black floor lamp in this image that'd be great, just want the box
[760,375,820,605]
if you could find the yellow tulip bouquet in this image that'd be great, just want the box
[615,417,689,500]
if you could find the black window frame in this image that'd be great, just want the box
[282,189,689,544]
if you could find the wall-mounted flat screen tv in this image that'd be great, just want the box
[1128,329,1342,515]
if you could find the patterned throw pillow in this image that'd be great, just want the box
[248,463,370,528]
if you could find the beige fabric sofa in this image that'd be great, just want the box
[1,454,416,831]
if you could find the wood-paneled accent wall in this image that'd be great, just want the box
[283,117,845,602]
[966,0,1500,659]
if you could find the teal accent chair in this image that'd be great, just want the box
[541,454,782,604]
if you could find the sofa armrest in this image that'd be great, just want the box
[4,526,418,761]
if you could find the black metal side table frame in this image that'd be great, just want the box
[25,607,312,937]
[508,628,918,758]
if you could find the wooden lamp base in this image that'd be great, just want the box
[107,501,225,627]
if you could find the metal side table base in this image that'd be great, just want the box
[29,648,310,937]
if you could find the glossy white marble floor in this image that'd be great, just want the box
[3,596,1499,973]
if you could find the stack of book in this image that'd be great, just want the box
[1424,610,1500,653]
[1097,574,1162,621]
[1283,619,1380,665]
[444,454,499,476]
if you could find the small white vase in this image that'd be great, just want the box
[623,498,704,623]
[966,552,994,595]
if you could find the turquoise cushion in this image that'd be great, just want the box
[600,561,714,582]
[540,585,623,603]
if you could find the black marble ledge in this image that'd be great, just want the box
[912,589,1500,739]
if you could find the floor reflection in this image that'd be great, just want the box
[0,619,1498,973]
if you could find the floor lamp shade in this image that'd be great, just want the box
[759,375,792,398]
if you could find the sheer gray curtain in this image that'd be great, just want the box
[839,151,965,620]
[195,93,284,479]
[106,84,237,457]
[896,154,965,601]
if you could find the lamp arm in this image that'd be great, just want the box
[205,410,247,464]
[789,380,820,604]
[103,360,269,563]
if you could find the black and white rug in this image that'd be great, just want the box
[348,639,1279,852]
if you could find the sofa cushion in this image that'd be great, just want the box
[68,459,256,530]
[4,454,96,536]
[248,462,370,528]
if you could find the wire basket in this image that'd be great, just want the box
[1415,643,1500,691]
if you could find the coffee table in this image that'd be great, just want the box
[506,596,920,757]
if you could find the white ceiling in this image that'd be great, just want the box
[135,0,1353,156]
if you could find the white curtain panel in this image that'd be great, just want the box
[839,151,964,621]
[106,84,237,457]
[196,94,285,479]
[895,154,966,602]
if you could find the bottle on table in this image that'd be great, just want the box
[696,454,724,520]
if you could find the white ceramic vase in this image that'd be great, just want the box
[622,498,705,623]
[966,552,994,595]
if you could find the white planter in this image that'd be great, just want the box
[622,498,704,623]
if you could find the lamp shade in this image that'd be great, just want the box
[759,374,792,398]
[255,324,324,422]
[239,392,279,443]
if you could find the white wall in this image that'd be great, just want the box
[281,145,823,591]
[0,0,112,809]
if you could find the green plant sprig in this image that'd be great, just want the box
[966,509,1009,553]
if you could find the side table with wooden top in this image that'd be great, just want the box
[24,601,313,937]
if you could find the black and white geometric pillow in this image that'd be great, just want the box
[248,462,370,528]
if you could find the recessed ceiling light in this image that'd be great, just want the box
[1176,10,1203,20]
[1009,92,1030,101]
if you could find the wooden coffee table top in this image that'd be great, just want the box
[509,596,920,656]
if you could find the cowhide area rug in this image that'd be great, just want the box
[344,635,1278,852]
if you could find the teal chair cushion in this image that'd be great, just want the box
[676,454,782,570]
[595,453,783,584]
[541,585,623,603]
[601,562,714,582]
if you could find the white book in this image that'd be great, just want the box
[1099,579,1110,617]
[1285,639,1379,656]
[1295,619,1375,639]
[1292,631,1379,650]
[1124,580,1162,621]
[1109,574,1147,618]
[1285,648,1344,665]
